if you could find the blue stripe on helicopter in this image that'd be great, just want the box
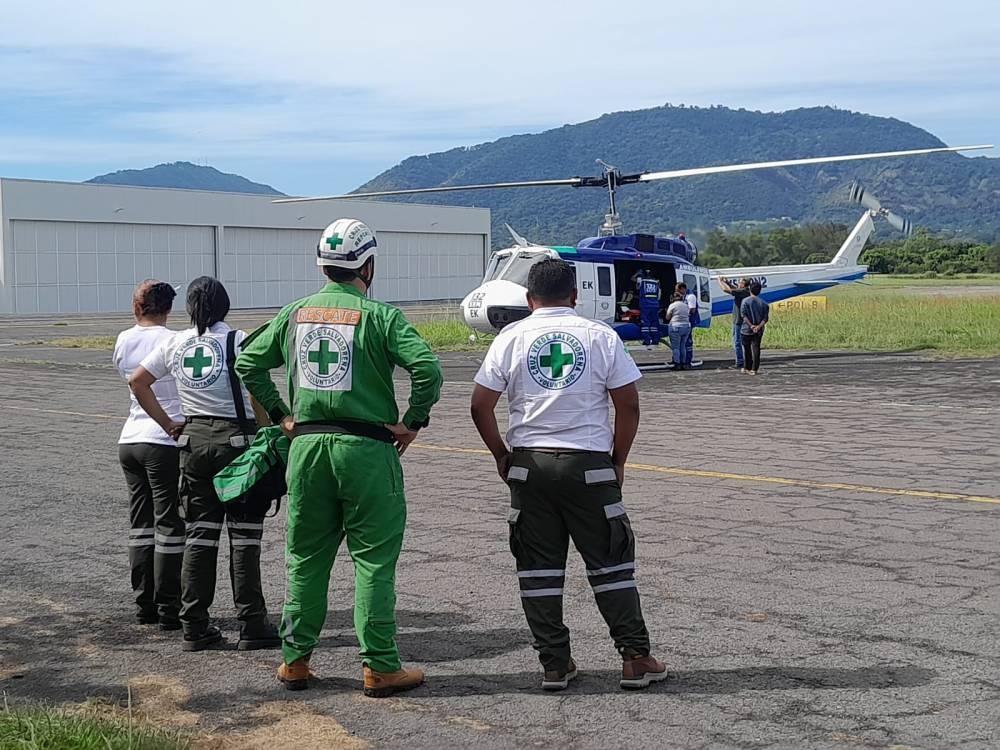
[710,272,866,316]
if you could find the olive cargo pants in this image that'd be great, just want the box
[279,433,407,672]
[179,418,269,636]
[507,449,651,671]
[119,443,183,619]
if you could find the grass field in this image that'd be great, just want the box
[19,276,1000,357]
[860,273,1000,287]
[0,704,189,750]
[692,296,1000,355]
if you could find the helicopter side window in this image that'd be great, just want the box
[597,267,612,297]
[700,276,711,303]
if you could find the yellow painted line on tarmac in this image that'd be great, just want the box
[1,407,996,507]
[411,443,1000,507]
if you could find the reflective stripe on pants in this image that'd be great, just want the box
[178,418,269,636]
[507,449,651,672]
[119,442,183,618]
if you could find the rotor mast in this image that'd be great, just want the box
[594,160,623,236]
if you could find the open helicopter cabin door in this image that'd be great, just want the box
[573,262,616,324]
[680,270,712,327]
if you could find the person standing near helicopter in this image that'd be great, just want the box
[635,268,661,346]
[234,218,443,698]
[129,277,281,652]
[471,258,668,692]
[114,279,185,629]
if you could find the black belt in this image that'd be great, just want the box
[513,447,602,455]
[294,420,394,443]
[186,415,243,426]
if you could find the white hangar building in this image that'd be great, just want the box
[0,178,491,314]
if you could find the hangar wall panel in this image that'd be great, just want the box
[221,227,486,308]
[0,179,491,314]
[221,226,317,309]
[10,220,214,314]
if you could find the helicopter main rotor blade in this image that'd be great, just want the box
[272,177,583,204]
[272,144,992,205]
[635,145,993,183]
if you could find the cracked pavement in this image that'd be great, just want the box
[1,320,998,749]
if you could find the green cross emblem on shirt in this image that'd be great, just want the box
[307,339,340,375]
[183,346,213,378]
[325,233,344,250]
[540,343,574,378]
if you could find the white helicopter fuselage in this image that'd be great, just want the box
[460,212,875,337]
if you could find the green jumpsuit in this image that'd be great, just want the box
[235,282,442,671]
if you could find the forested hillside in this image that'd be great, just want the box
[356,105,999,246]
[87,162,284,195]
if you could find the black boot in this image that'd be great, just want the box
[182,625,224,652]
[238,619,281,651]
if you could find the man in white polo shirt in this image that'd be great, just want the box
[470,258,667,692]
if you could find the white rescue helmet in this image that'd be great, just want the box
[316,218,378,269]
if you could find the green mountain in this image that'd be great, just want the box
[86,161,284,195]
[355,105,999,246]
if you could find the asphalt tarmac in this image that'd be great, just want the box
[1,319,998,749]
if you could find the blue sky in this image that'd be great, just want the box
[1,0,997,195]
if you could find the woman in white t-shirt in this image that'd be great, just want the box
[113,280,185,630]
[664,292,691,371]
[129,276,279,653]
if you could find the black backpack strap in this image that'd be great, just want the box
[225,330,251,441]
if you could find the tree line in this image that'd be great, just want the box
[702,225,1000,275]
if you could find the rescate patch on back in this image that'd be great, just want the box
[296,307,362,326]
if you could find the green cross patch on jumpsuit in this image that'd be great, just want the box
[235,282,442,671]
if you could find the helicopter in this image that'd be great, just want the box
[458,177,907,343]
[275,143,991,343]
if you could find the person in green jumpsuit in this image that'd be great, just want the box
[235,218,443,698]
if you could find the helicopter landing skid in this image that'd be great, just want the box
[636,359,704,372]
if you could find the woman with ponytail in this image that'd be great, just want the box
[128,276,279,652]
[114,280,185,629]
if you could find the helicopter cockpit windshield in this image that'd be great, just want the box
[482,253,509,282]
[484,250,550,286]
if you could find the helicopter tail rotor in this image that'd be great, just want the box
[849,181,913,236]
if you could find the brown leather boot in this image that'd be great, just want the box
[362,665,425,698]
[620,653,668,690]
[277,657,313,691]
[541,658,578,691]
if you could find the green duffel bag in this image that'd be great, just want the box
[214,425,290,518]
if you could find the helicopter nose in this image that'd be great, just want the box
[461,288,489,330]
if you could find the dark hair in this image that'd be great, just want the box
[322,266,356,283]
[186,276,230,335]
[671,292,684,302]
[739,277,750,287]
[527,259,576,303]
[133,279,175,319]
[322,257,375,286]
[676,283,687,292]
[749,281,763,295]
